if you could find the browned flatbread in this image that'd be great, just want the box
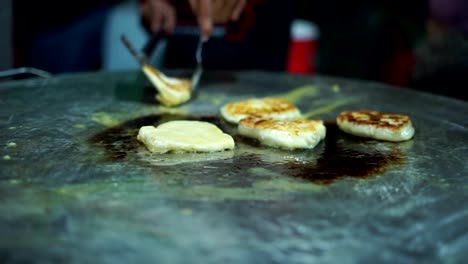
[336,110,415,141]
[220,97,301,124]
[238,117,326,149]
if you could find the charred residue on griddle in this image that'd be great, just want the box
[88,114,229,161]
[277,123,405,184]
[233,134,262,148]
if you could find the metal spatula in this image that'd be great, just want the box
[190,37,204,91]
[121,34,192,107]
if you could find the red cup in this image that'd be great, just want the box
[287,20,319,75]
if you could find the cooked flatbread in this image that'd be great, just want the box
[137,120,234,153]
[336,110,415,141]
[142,65,191,107]
[220,97,301,124]
[238,117,326,149]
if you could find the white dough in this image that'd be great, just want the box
[137,120,235,153]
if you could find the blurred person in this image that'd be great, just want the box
[430,0,468,33]
[297,0,428,86]
[139,0,295,71]
[13,0,294,74]
[103,0,250,70]
[410,0,468,100]
[14,0,124,73]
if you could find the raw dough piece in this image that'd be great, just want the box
[137,120,235,153]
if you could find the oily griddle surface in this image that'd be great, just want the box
[89,113,405,185]
[1,70,467,263]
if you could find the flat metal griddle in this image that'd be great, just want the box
[1,70,467,263]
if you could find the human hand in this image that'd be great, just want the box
[188,0,247,41]
[139,0,177,34]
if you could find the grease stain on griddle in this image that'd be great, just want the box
[281,123,405,184]
[89,114,227,161]
[89,115,406,184]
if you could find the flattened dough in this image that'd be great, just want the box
[220,97,301,124]
[137,121,235,153]
[337,110,415,142]
[238,117,326,149]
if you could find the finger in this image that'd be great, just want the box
[224,0,238,21]
[231,0,246,21]
[216,0,235,22]
[213,0,226,19]
[139,1,151,20]
[162,4,176,33]
[213,0,224,13]
[188,0,197,14]
[151,10,162,33]
[198,0,213,41]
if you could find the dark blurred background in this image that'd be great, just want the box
[3,0,468,100]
